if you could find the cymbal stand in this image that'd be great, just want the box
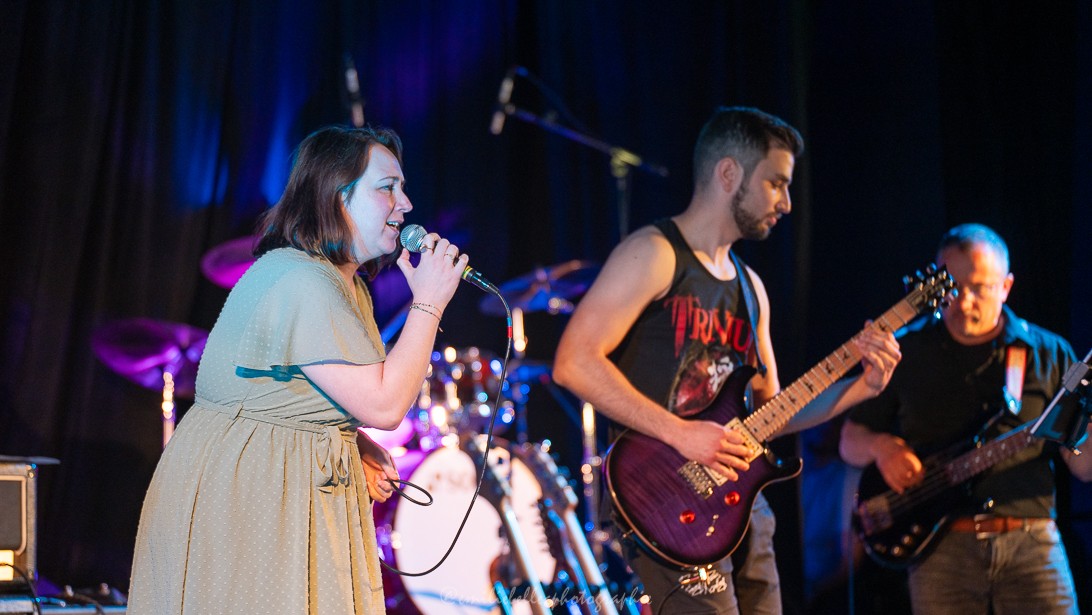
[512,307,529,444]
[161,372,176,448]
[580,401,606,560]
[464,436,552,615]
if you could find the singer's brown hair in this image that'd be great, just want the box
[255,125,404,278]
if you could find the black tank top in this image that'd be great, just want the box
[611,219,757,425]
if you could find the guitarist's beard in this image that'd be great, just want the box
[731,185,771,241]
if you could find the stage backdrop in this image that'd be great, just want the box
[1,1,1089,613]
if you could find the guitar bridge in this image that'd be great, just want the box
[676,419,765,498]
[678,461,726,498]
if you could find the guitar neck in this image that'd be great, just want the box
[945,423,1036,484]
[743,297,925,441]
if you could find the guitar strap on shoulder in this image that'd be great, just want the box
[729,249,766,377]
[1004,344,1027,416]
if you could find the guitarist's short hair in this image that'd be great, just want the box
[936,223,1011,273]
[692,107,804,191]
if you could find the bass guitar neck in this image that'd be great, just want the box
[853,422,1038,568]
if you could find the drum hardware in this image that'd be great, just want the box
[579,401,606,560]
[199,235,259,289]
[523,443,620,615]
[478,261,600,318]
[411,346,513,448]
[374,437,556,615]
[464,436,553,615]
[91,318,208,447]
[492,581,515,615]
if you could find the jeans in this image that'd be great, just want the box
[908,519,1078,615]
[623,493,781,615]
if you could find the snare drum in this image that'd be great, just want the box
[375,439,556,615]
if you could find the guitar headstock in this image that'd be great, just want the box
[901,264,955,316]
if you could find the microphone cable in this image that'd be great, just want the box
[378,290,515,578]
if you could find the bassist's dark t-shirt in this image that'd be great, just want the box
[847,307,1081,518]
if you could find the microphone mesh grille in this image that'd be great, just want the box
[399,224,427,253]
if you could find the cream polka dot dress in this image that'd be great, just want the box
[129,248,388,614]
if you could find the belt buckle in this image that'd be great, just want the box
[972,513,1000,540]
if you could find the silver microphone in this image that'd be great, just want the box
[489,70,515,135]
[399,224,498,294]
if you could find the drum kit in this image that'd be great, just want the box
[92,237,637,614]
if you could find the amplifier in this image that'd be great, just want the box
[0,457,57,588]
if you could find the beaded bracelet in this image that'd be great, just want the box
[410,302,443,332]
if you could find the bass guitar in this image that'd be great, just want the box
[604,267,953,568]
[853,421,1039,568]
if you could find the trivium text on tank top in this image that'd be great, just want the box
[663,295,753,357]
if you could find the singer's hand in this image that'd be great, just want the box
[358,430,399,504]
[396,233,466,309]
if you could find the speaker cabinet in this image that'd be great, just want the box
[0,459,40,588]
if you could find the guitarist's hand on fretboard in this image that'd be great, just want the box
[855,323,904,396]
[872,434,925,494]
[668,417,752,481]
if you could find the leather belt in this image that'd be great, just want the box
[949,514,1051,537]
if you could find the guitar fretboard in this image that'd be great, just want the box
[945,425,1035,484]
[743,297,926,442]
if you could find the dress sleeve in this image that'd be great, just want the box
[233,261,385,370]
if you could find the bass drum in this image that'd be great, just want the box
[376,440,557,614]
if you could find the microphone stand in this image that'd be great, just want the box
[1031,346,1091,451]
[497,103,668,240]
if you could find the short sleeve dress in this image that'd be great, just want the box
[128,247,389,614]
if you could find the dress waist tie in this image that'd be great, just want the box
[195,396,355,492]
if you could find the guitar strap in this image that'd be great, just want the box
[1004,345,1027,416]
[729,249,766,378]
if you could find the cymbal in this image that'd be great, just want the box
[201,235,259,289]
[479,260,600,316]
[92,318,208,397]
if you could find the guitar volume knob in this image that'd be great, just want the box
[724,491,741,506]
[679,510,696,524]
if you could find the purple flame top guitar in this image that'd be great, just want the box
[603,267,954,568]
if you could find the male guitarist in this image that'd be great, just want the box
[553,106,902,614]
[840,223,1092,614]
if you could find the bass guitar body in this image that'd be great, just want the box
[852,453,965,569]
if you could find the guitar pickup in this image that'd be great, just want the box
[725,418,764,462]
[856,497,893,535]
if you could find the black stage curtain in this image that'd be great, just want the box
[1,1,1088,612]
